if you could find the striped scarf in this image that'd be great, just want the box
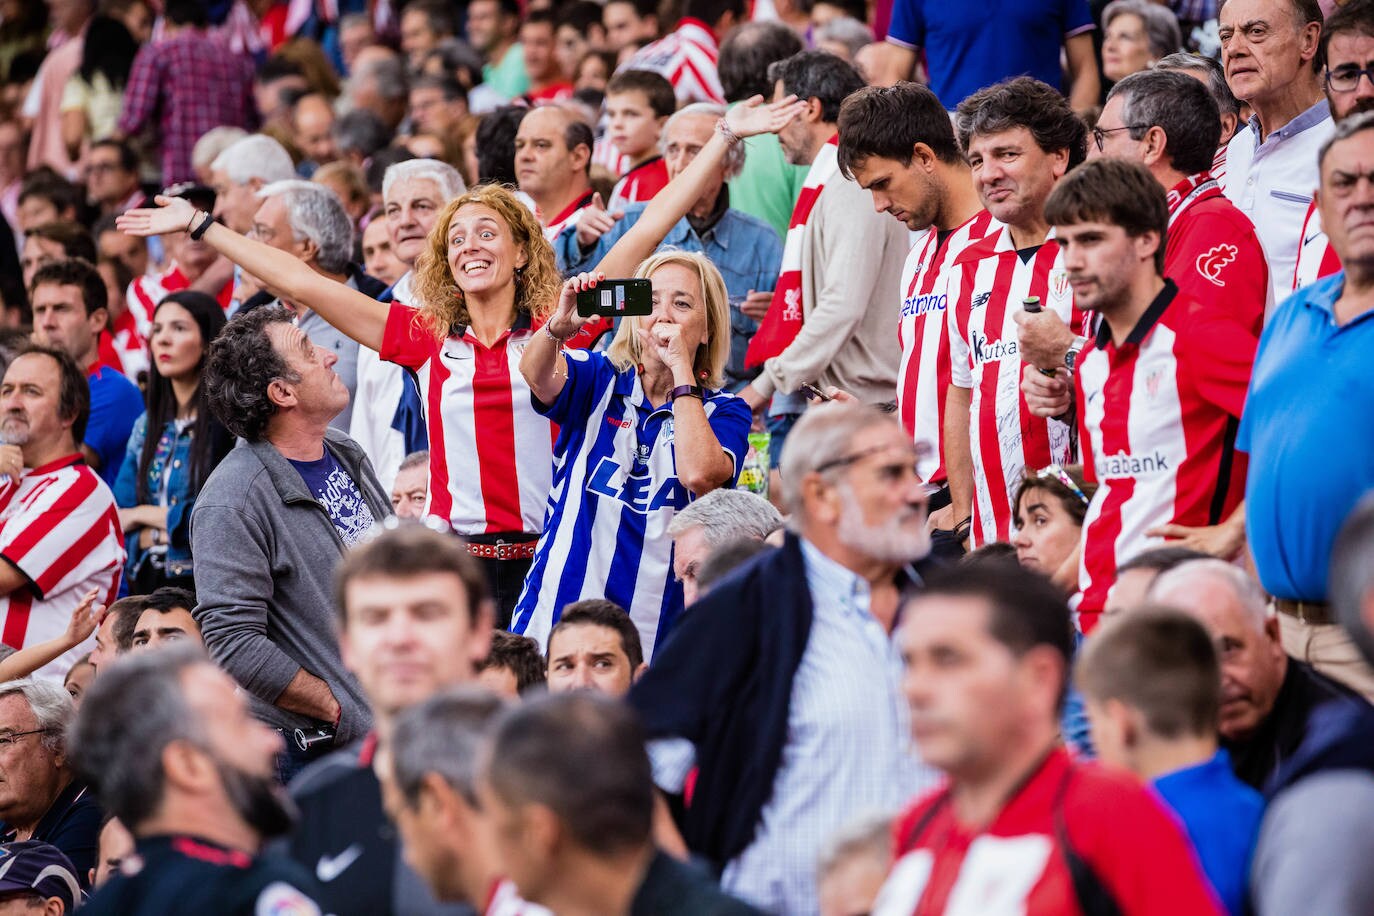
[745,134,841,369]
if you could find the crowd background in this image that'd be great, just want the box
[0,0,1373,913]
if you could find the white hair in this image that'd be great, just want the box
[1149,559,1271,630]
[0,677,74,755]
[192,126,250,173]
[815,16,872,60]
[778,402,898,520]
[663,103,747,180]
[210,135,297,187]
[256,179,356,275]
[381,158,466,205]
[666,488,783,546]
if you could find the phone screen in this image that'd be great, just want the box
[576,279,653,318]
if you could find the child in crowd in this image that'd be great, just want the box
[605,69,675,209]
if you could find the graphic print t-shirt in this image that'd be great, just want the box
[288,450,376,547]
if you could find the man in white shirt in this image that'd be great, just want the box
[1219,0,1332,304]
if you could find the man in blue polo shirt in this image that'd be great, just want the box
[28,259,142,490]
[874,0,1099,113]
[1238,111,1374,702]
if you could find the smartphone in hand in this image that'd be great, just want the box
[576,278,653,318]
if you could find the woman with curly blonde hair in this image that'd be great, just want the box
[118,95,804,623]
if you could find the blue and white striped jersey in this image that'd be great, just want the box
[510,349,751,659]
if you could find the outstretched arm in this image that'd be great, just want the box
[592,95,806,280]
[117,197,391,351]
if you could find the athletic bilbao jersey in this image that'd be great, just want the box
[1165,172,1268,335]
[380,307,552,536]
[541,190,596,244]
[623,18,725,105]
[947,229,1078,544]
[127,264,234,340]
[898,211,998,484]
[0,455,123,679]
[510,349,750,660]
[1075,281,1256,624]
[873,749,1223,916]
[1293,199,1341,292]
[609,156,670,211]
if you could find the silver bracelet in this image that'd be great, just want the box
[543,323,567,343]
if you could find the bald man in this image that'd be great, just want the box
[513,106,595,242]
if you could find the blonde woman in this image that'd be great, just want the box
[512,251,747,659]
[116,94,803,623]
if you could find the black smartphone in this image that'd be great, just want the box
[576,278,653,318]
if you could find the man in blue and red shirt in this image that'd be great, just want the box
[879,562,1222,915]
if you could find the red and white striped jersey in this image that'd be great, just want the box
[609,156,670,211]
[1211,144,1228,192]
[948,229,1079,545]
[127,263,234,340]
[592,137,632,178]
[382,307,552,535]
[541,190,596,244]
[0,455,123,679]
[897,210,998,484]
[485,879,550,916]
[622,18,724,105]
[1293,199,1341,292]
[1075,282,1257,626]
[106,307,149,381]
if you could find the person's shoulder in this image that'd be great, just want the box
[1060,760,1180,838]
[722,206,780,239]
[194,443,268,505]
[633,852,764,915]
[288,741,368,800]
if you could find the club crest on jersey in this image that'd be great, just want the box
[586,457,689,513]
[1049,269,1071,302]
[1146,370,1162,398]
[1197,244,1238,287]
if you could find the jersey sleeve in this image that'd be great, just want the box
[1063,0,1094,35]
[536,349,617,427]
[704,395,753,483]
[885,0,925,48]
[379,303,438,371]
[0,472,121,598]
[947,263,973,389]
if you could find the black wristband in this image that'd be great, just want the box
[669,384,704,403]
[188,211,214,241]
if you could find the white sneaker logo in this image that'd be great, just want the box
[315,843,364,882]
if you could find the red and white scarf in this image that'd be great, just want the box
[745,134,841,369]
[1165,170,1221,227]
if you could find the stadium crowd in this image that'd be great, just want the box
[0,0,1373,911]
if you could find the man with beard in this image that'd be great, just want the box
[69,646,325,914]
[1043,159,1258,630]
[630,402,942,916]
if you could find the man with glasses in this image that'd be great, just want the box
[0,678,101,889]
[631,402,941,916]
[1219,0,1331,303]
[1039,159,1257,632]
[1293,0,1374,291]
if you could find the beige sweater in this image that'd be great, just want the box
[752,171,908,405]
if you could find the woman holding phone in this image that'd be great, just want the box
[512,253,750,659]
[116,95,803,623]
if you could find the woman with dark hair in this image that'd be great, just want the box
[60,15,139,157]
[1011,464,1099,597]
[114,291,234,592]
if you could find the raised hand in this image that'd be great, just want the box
[576,193,623,249]
[725,94,809,139]
[548,272,600,341]
[63,588,103,648]
[115,194,198,238]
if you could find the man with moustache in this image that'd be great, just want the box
[630,402,941,916]
[70,647,325,914]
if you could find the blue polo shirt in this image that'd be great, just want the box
[1238,273,1374,601]
[1152,750,1264,916]
[885,0,1094,109]
[86,366,143,490]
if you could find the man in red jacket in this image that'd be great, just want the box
[878,562,1223,915]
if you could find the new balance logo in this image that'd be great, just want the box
[1196,244,1238,287]
[970,291,992,309]
[1098,449,1172,477]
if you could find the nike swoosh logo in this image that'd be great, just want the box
[1305,232,1323,245]
[316,843,364,882]
[442,350,474,360]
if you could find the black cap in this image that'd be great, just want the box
[0,841,82,910]
[162,181,217,213]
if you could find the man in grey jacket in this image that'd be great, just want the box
[192,305,391,782]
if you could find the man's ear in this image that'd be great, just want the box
[88,306,110,336]
[266,376,297,410]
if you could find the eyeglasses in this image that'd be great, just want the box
[1326,65,1374,93]
[1090,124,1147,152]
[0,728,52,750]
[815,442,939,494]
[1036,464,1091,506]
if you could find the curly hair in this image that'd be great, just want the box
[605,250,730,389]
[203,305,300,442]
[409,184,561,338]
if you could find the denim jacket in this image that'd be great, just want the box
[113,413,197,580]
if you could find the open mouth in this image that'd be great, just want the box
[462,260,492,275]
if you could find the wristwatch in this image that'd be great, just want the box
[1064,335,1089,373]
[669,384,704,402]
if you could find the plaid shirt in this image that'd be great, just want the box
[116,31,256,184]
